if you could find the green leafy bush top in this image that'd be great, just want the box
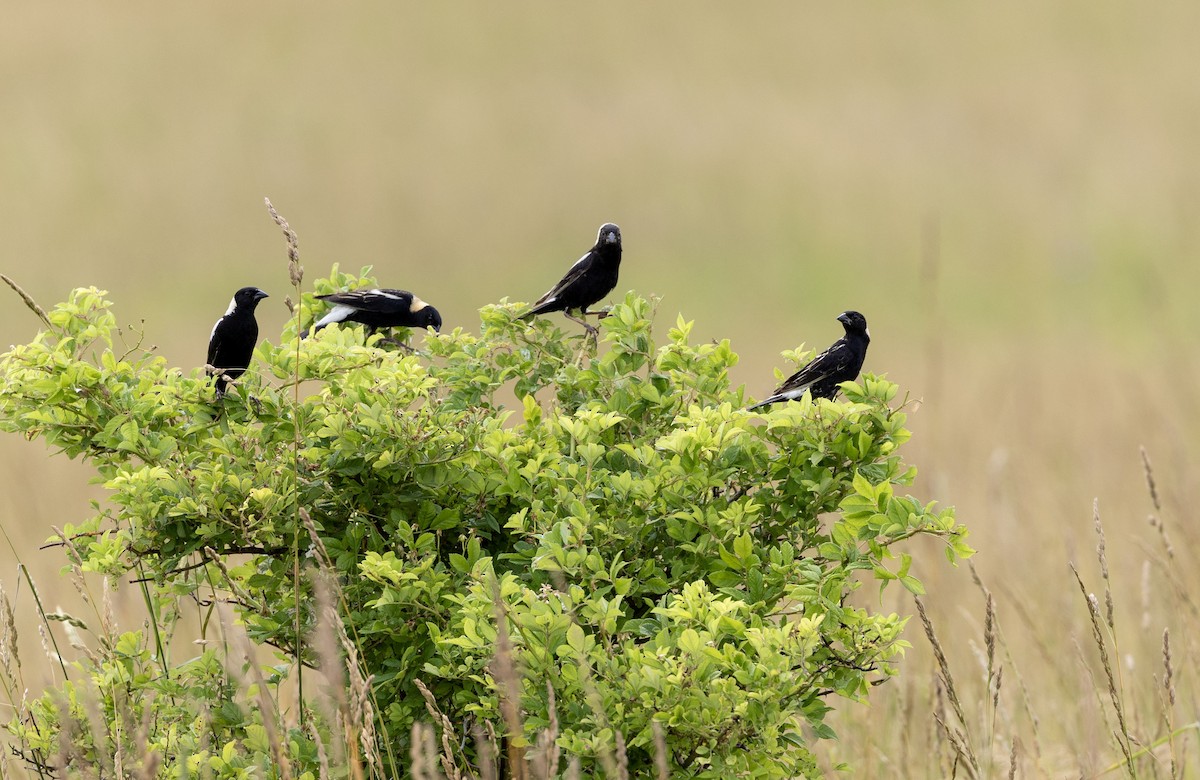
[0,268,971,778]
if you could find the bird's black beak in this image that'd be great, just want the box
[837,313,849,325]
[254,290,270,301]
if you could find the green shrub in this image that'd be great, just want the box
[0,266,971,778]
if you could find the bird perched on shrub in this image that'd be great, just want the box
[207,286,269,397]
[302,288,442,340]
[749,311,870,410]
[521,223,622,335]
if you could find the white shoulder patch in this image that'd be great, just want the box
[375,289,401,300]
[409,296,428,312]
[313,304,356,329]
[224,297,237,316]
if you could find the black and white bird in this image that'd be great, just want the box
[748,311,870,410]
[207,286,269,397]
[521,223,622,334]
[302,288,442,340]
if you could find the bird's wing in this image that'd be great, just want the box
[310,304,358,331]
[318,289,411,313]
[774,339,852,394]
[533,251,594,308]
[207,318,223,366]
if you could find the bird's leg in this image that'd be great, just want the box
[368,327,415,351]
[563,310,599,337]
[377,336,415,352]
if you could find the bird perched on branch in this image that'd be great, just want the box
[521,223,622,335]
[749,311,870,410]
[207,286,269,397]
[302,288,442,340]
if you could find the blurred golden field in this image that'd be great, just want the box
[2,3,1199,776]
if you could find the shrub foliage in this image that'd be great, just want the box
[0,266,971,778]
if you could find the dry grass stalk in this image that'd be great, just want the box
[1162,629,1179,779]
[414,678,463,780]
[100,577,116,640]
[303,503,353,773]
[932,673,949,774]
[346,645,381,776]
[113,699,126,779]
[651,721,669,780]
[472,722,498,780]
[1007,738,1018,780]
[614,729,629,780]
[306,716,333,780]
[0,273,53,329]
[1008,665,1043,770]
[309,569,349,773]
[992,666,1003,726]
[932,710,980,780]
[1070,565,1134,776]
[1070,633,1112,774]
[302,508,335,571]
[134,702,159,780]
[490,585,527,780]
[324,591,381,777]
[1149,514,1176,561]
[138,749,162,780]
[50,689,81,776]
[300,525,382,778]
[915,596,980,775]
[265,197,303,287]
[37,623,59,670]
[1140,446,1161,513]
[79,681,114,776]
[411,722,442,780]
[983,591,996,690]
[239,636,295,780]
[1162,629,1176,709]
[1093,501,1116,632]
[0,585,20,684]
[532,681,561,779]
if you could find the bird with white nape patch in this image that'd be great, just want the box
[302,288,442,343]
[207,286,269,397]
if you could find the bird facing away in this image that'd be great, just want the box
[748,311,870,410]
[207,286,269,397]
[522,223,622,334]
[302,288,442,340]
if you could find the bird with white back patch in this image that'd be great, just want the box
[302,287,442,342]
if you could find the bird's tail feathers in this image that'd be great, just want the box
[521,300,556,319]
